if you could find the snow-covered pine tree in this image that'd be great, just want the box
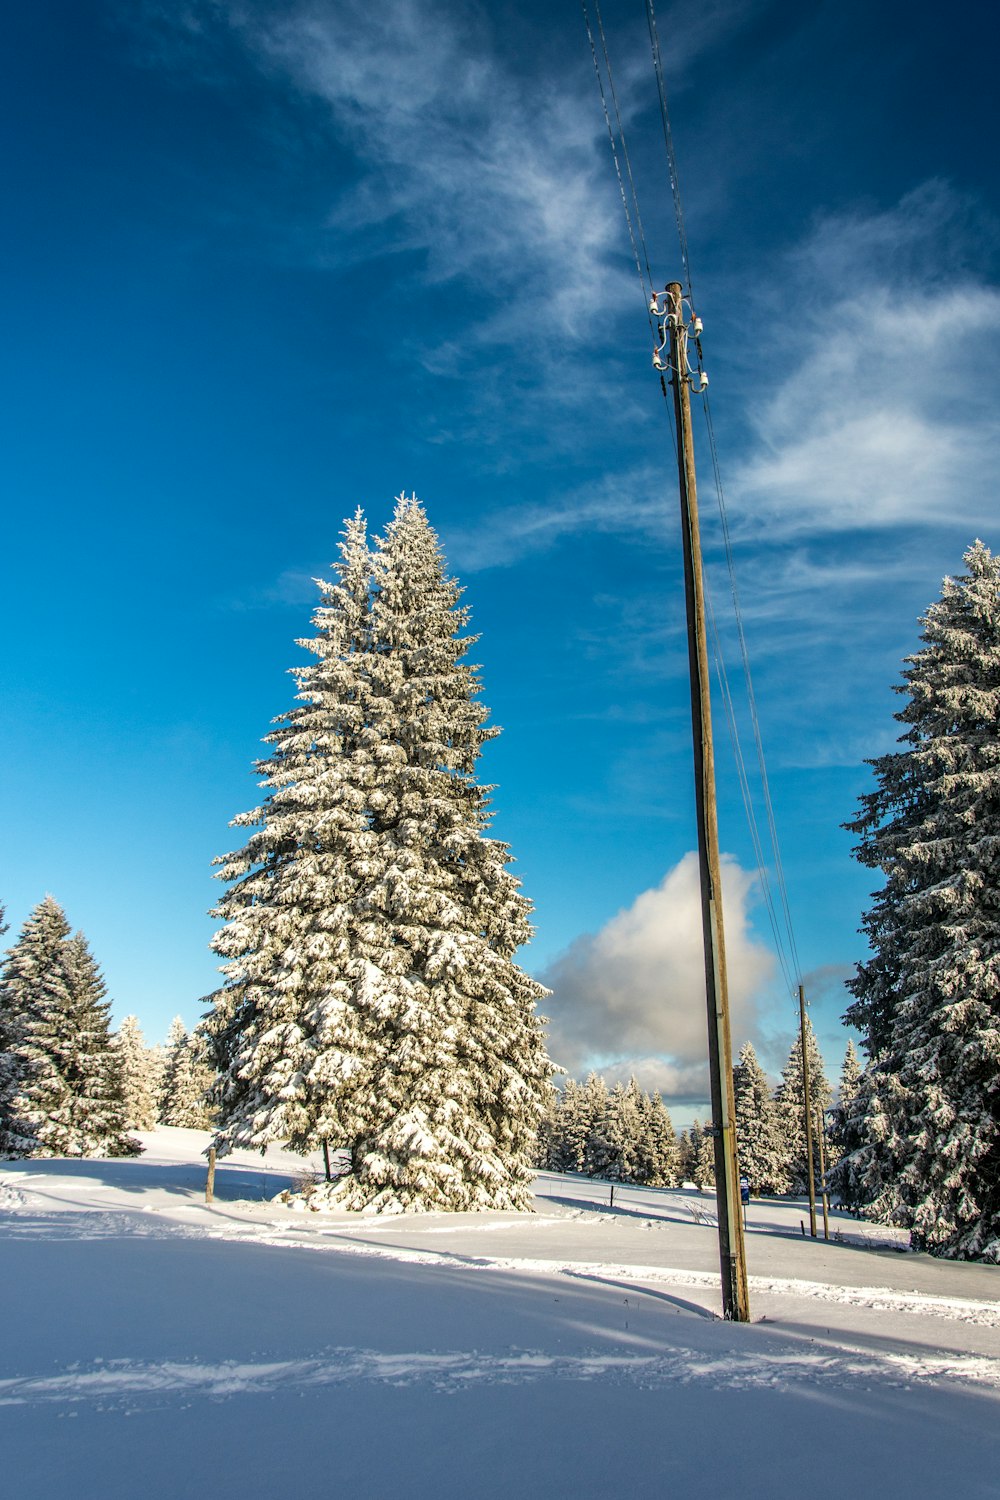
[773,1018,832,1196]
[574,1074,614,1178]
[205,512,375,1157]
[676,1125,694,1183]
[690,1118,716,1189]
[824,1040,864,1209]
[844,541,1000,1259]
[636,1087,679,1187]
[207,496,552,1211]
[733,1041,788,1196]
[825,1040,861,1169]
[112,1015,159,1131]
[145,1041,166,1120]
[542,1076,679,1186]
[159,1017,216,1129]
[325,496,551,1212]
[0,899,139,1158]
[547,1076,590,1172]
[0,901,16,1153]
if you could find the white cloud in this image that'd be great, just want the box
[437,181,1000,567]
[187,0,634,347]
[540,851,775,1101]
[444,463,671,571]
[730,185,1000,539]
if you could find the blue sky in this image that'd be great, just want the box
[2,0,997,1113]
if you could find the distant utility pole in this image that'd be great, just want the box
[656,282,750,1322]
[815,1103,830,1242]
[799,984,817,1238]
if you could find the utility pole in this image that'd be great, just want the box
[656,282,750,1322]
[798,984,817,1238]
[815,1103,830,1241]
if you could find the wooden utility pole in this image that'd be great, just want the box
[816,1103,830,1241]
[798,984,817,1238]
[205,1145,216,1205]
[665,282,750,1322]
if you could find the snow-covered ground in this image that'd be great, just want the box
[1,1129,997,1498]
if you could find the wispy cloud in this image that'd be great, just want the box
[143,0,631,345]
[439,181,999,569]
[730,183,1000,539]
[540,851,775,1104]
[444,463,672,571]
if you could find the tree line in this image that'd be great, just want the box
[0,516,996,1260]
[539,1024,859,1198]
[0,895,214,1155]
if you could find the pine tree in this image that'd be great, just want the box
[146,1041,166,1120]
[159,1017,216,1129]
[581,1074,618,1179]
[844,541,1000,1259]
[690,1119,716,1189]
[205,512,375,1156]
[534,1081,561,1170]
[541,1076,679,1187]
[825,1040,866,1210]
[636,1087,679,1187]
[207,496,552,1211]
[773,1018,832,1196]
[112,1015,159,1131]
[547,1076,590,1172]
[676,1126,694,1183]
[0,899,139,1158]
[733,1041,788,1196]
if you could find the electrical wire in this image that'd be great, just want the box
[583,0,678,455]
[582,2,804,1000]
[582,1,654,320]
[701,394,803,990]
[644,0,693,300]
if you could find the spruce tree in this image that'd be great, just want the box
[581,1075,618,1179]
[773,1018,832,1195]
[636,1087,679,1187]
[0,899,139,1158]
[542,1076,679,1187]
[206,512,375,1155]
[113,1015,159,1131]
[845,541,1000,1258]
[825,1041,865,1209]
[676,1126,694,1183]
[159,1017,216,1129]
[549,1076,590,1172]
[733,1041,788,1196]
[691,1119,716,1189]
[207,496,552,1211]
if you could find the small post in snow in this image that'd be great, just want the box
[205,1145,216,1205]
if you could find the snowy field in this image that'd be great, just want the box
[1,1129,998,1499]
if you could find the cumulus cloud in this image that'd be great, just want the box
[540,852,775,1102]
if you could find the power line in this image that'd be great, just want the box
[581,1,653,317]
[644,0,693,300]
[583,4,804,1000]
